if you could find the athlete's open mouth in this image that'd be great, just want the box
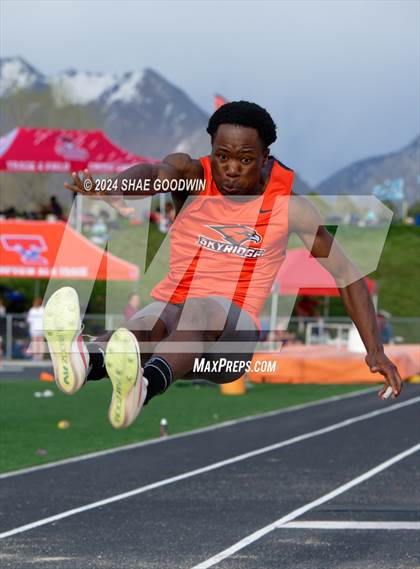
[221,184,241,193]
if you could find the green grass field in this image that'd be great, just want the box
[370,225,420,316]
[0,380,372,474]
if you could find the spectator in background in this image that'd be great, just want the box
[26,298,44,361]
[39,195,64,220]
[377,310,394,344]
[296,296,320,318]
[90,215,109,245]
[160,202,176,232]
[0,297,5,363]
[0,206,17,219]
[124,293,141,321]
[49,195,63,218]
[149,206,161,227]
[149,203,176,233]
[295,295,321,336]
[165,202,175,225]
[258,316,270,342]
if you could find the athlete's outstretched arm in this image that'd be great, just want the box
[288,194,402,399]
[63,153,203,216]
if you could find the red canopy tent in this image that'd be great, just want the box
[0,219,139,281]
[0,127,155,173]
[268,247,378,328]
[276,247,377,296]
[214,94,228,110]
[0,125,157,237]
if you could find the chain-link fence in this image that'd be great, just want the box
[0,313,123,361]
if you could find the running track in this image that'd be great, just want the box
[0,385,419,569]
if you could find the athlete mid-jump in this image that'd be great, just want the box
[44,101,402,429]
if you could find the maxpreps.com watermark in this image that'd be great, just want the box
[192,358,277,374]
[83,177,206,192]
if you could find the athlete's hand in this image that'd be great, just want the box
[64,169,97,195]
[64,169,135,217]
[365,348,403,400]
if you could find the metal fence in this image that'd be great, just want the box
[285,316,420,345]
[0,313,123,361]
[0,313,419,361]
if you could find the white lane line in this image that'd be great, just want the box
[283,521,420,530]
[0,386,379,480]
[190,443,420,569]
[0,396,418,541]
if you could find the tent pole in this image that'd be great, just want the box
[159,193,166,232]
[269,281,279,351]
[76,195,82,234]
[324,296,330,317]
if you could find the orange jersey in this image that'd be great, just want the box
[151,156,294,325]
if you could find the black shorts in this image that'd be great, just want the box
[131,296,260,383]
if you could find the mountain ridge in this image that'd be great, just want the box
[1,57,418,205]
[316,134,419,205]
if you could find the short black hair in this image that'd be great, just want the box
[207,101,277,149]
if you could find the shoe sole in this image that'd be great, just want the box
[105,328,142,429]
[44,287,83,395]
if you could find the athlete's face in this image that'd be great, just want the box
[211,124,269,196]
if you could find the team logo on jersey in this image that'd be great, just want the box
[208,225,262,246]
[197,225,265,258]
[1,235,48,265]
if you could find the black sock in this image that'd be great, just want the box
[143,356,174,405]
[86,342,107,381]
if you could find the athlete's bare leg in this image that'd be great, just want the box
[93,315,168,366]
[147,297,228,378]
[92,297,228,378]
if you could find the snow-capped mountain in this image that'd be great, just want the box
[0,57,210,159]
[103,70,145,105]
[0,56,45,96]
[48,69,118,105]
[101,68,209,158]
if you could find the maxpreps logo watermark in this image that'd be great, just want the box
[193,357,277,374]
[198,225,265,258]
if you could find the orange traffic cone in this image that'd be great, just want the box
[40,372,54,382]
[220,375,246,395]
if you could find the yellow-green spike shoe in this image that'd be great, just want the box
[44,287,89,395]
[105,328,148,429]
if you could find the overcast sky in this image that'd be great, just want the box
[1,0,419,185]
